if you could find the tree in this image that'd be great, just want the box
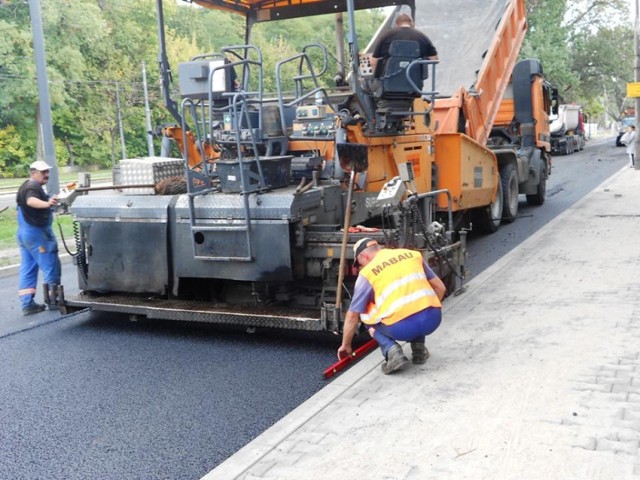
[0,125,31,177]
[523,0,631,126]
[571,25,634,123]
[521,0,579,97]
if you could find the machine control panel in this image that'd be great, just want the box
[292,119,337,138]
[291,108,337,138]
[296,105,329,120]
[376,176,407,207]
[359,54,374,77]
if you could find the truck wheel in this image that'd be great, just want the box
[475,178,503,233]
[500,163,518,223]
[526,163,546,206]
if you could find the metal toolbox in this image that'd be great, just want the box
[119,157,184,194]
[217,156,292,193]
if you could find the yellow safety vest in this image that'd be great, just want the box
[359,248,441,326]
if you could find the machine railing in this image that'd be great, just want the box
[178,47,270,263]
[275,44,335,136]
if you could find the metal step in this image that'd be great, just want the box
[64,293,325,331]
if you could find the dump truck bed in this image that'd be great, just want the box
[414,0,513,97]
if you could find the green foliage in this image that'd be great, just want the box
[0,125,31,177]
[571,26,634,120]
[523,0,632,123]
[0,208,75,256]
[521,0,579,97]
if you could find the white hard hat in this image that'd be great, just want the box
[30,160,53,171]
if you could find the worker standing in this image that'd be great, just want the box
[337,238,446,374]
[621,125,637,168]
[16,161,61,315]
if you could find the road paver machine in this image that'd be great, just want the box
[62,0,550,333]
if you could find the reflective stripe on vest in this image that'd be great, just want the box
[359,248,441,325]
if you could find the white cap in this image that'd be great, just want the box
[30,160,53,171]
[353,237,379,265]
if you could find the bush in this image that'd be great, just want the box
[0,125,31,178]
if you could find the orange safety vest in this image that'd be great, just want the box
[359,248,441,326]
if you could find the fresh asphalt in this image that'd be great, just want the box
[0,262,343,479]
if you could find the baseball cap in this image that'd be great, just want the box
[30,160,53,171]
[353,237,378,265]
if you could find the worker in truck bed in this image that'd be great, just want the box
[370,13,438,78]
[337,238,446,374]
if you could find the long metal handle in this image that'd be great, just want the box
[335,169,356,310]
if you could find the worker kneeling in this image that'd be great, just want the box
[337,238,446,374]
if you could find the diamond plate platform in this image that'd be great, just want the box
[64,293,326,331]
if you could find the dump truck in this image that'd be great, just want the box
[60,0,548,333]
[491,59,554,209]
[549,104,585,155]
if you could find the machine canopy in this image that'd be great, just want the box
[186,0,413,23]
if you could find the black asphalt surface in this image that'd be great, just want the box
[465,136,626,276]
[0,267,347,479]
[0,135,625,480]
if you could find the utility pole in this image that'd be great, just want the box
[142,62,154,157]
[633,0,640,170]
[115,81,127,160]
[335,13,345,84]
[28,0,59,194]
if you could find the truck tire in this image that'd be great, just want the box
[500,163,518,223]
[526,163,546,206]
[475,179,503,233]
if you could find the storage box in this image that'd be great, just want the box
[217,156,292,193]
[119,157,185,194]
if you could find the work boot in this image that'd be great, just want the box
[45,284,60,310]
[23,302,46,316]
[381,344,409,375]
[43,283,50,305]
[411,342,430,365]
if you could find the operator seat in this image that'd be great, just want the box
[374,40,425,99]
[372,40,426,132]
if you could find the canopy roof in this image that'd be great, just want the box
[187,0,413,22]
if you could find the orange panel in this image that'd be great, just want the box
[193,0,328,14]
[432,93,464,136]
[434,133,498,211]
[360,137,435,194]
[494,99,514,126]
[530,77,551,152]
[288,140,335,160]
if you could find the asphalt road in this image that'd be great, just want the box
[0,134,626,480]
[464,135,626,276]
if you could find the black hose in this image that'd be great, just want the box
[408,200,464,282]
[56,218,88,283]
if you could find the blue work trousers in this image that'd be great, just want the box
[370,307,442,358]
[17,209,61,309]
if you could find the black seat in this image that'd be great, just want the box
[378,40,425,98]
